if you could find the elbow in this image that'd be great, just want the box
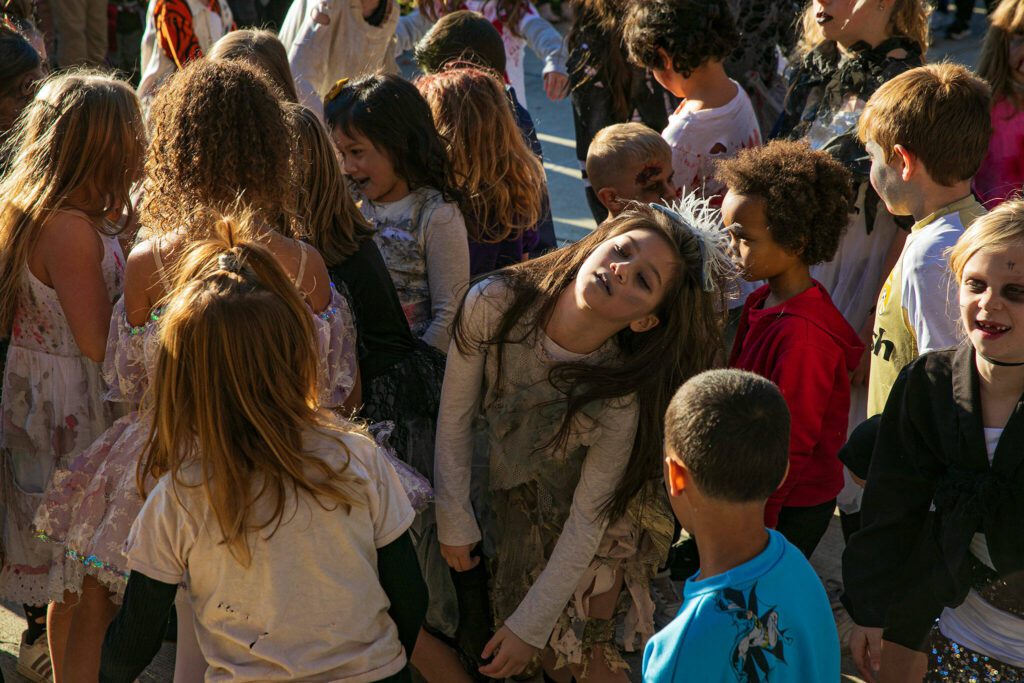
[82,343,106,364]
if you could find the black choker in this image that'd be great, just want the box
[979,353,1024,367]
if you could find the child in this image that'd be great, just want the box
[975,0,1024,207]
[648,369,840,682]
[622,0,761,208]
[721,140,863,557]
[278,0,397,118]
[98,238,427,681]
[844,200,1024,682]
[207,28,299,103]
[326,74,470,354]
[585,122,679,218]
[0,71,145,681]
[137,0,234,111]
[568,0,673,223]
[412,9,557,254]
[860,63,991,418]
[395,0,569,109]
[417,67,546,276]
[34,59,360,682]
[0,21,43,163]
[435,200,730,680]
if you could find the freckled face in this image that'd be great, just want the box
[960,245,1024,364]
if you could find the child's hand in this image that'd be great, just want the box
[478,626,538,678]
[849,624,883,683]
[439,542,480,572]
[544,72,570,100]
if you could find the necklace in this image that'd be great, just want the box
[979,352,1024,367]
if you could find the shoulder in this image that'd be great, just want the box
[39,211,104,255]
[464,277,513,315]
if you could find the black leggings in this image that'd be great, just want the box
[774,499,837,559]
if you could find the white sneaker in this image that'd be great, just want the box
[17,631,53,683]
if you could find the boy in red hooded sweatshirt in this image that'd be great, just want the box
[721,139,865,559]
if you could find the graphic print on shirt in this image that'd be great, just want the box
[373,219,431,337]
[716,583,792,682]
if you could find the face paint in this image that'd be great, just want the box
[635,165,662,186]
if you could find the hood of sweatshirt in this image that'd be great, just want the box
[741,281,865,372]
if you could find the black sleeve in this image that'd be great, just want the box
[377,531,428,656]
[99,570,178,683]
[841,367,941,627]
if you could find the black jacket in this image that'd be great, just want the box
[842,344,1024,627]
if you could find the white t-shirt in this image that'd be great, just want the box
[938,427,1024,667]
[125,423,415,682]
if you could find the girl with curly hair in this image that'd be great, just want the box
[33,59,360,682]
[326,74,470,354]
[0,70,145,681]
[416,67,546,276]
[721,139,863,558]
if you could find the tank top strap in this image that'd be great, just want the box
[294,240,309,288]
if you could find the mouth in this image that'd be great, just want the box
[349,176,371,190]
[816,10,833,25]
[596,271,612,295]
[976,319,1011,338]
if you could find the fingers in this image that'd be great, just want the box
[850,631,879,683]
[478,650,509,678]
[481,631,501,661]
[439,545,480,572]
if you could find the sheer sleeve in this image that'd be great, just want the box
[102,298,161,406]
[313,285,360,408]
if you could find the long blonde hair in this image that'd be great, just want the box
[0,70,145,337]
[949,198,1024,282]
[795,0,931,58]
[140,227,366,567]
[978,0,1024,106]
[416,67,544,244]
[289,104,374,265]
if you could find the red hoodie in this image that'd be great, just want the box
[728,281,865,527]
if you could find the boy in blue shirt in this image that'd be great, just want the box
[646,369,840,682]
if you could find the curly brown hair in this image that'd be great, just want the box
[716,140,853,266]
[141,59,295,240]
[622,0,739,78]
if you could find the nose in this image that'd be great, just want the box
[341,155,358,176]
[609,260,629,283]
[979,287,1002,311]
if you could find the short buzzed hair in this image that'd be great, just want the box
[664,369,790,502]
[586,123,671,191]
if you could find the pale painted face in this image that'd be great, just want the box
[866,139,910,217]
[813,0,890,47]
[960,245,1024,364]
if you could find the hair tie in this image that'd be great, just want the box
[325,77,349,105]
[650,194,734,293]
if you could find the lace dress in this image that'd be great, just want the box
[35,244,361,600]
[0,232,125,605]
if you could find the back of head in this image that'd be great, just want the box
[415,9,506,76]
[416,67,543,242]
[586,122,671,193]
[665,369,790,503]
[949,197,1024,282]
[143,221,365,566]
[622,0,739,76]
[288,103,372,265]
[0,70,145,335]
[0,23,41,129]
[717,139,853,265]
[859,63,992,187]
[208,29,300,104]
[142,59,294,241]
[979,0,1024,104]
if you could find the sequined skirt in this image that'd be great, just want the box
[927,628,1024,681]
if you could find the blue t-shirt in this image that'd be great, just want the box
[643,530,839,683]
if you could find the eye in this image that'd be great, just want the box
[1004,285,1024,301]
[639,273,651,291]
[614,244,626,256]
[964,279,986,293]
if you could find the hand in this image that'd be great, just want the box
[439,542,479,572]
[543,72,570,100]
[849,625,883,683]
[479,626,538,678]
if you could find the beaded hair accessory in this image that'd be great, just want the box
[650,193,734,293]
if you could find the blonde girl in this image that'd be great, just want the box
[0,70,144,680]
[416,67,546,276]
[845,199,1024,682]
[207,28,300,103]
[975,0,1024,207]
[34,59,359,682]
[435,199,729,682]
[98,238,427,681]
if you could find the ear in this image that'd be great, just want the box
[665,456,689,497]
[596,187,622,214]
[629,313,660,333]
[893,143,916,182]
[656,47,673,72]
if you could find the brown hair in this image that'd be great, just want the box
[141,59,296,241]
[795,0,931,59]
[208,29,300,104]
[452,204,726,520]
[289,104,373,265]
[586,122,671,192]
[949,198,1024,282]
[858,63,992,186]
[416,67,544,243]
[978,0,1024,106]
[140,227,367,567]
[0,70,145,336]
